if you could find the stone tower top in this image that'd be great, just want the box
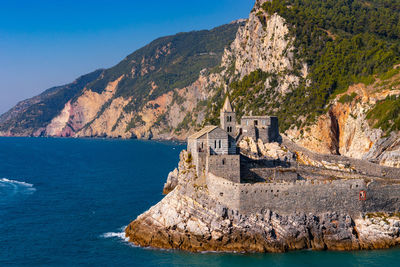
[222,95,233,112]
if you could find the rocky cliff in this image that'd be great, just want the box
[125,150,400,253]
[287,68,400,168]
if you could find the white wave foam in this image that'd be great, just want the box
[0,178,35,188]
[0,178,36,195]
[101,226,129,242]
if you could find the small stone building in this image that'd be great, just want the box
[241,116,279,143]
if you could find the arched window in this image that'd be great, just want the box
[222,159,225,165]
[218,140,221,148]
[214,140,217,148]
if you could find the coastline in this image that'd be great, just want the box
[125,150,400,253]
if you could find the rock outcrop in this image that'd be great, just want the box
[221,0,306,95]
[126,150,400,253]
[287,72,400,168]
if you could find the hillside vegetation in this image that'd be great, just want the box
[216,0,400,132]
[88,23,242,113]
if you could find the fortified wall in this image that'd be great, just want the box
[207,155,240,183]
[206,173,400,216]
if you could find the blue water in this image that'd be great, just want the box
[0,137,399,266]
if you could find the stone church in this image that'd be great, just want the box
[187,96,279,182]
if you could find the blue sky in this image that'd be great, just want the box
[0,0,254,114]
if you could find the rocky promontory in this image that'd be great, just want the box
[125,149,400,253]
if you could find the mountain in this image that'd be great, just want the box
[0,70,103,136]
[0,21,243,138]
[1,0,400,167]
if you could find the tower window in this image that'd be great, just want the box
[214,140,217,148]
[219,140,221,148]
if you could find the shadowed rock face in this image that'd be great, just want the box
[125,150,400,253]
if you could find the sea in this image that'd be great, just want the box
[0,137,399,266]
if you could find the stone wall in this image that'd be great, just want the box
[268,116,279,142]
[240,116,279,143]
[206,173,241,210]
[228,135,237,155]
[206,173,400,216]
[208,128,229,155]
[188,138,208,177]
[208,155,241,183]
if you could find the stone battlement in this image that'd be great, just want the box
[206,173,400,216]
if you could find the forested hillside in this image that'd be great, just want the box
[212,0,400,131]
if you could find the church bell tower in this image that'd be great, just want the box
[220,95,236,137]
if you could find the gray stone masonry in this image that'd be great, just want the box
[207,155,241,183]
[206,173,400,216]
[187,126,237,178]
[220,95,237,137]
[240,116,279,143]
[221,111,237,137]
[208,128,229,155]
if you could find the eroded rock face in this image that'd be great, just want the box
[45,76,124,137]
[126,151,400,253]
[287,82,400,167]
[221,1,305,95]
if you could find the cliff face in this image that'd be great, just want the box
[221,2,306,95]
[0,70,103,137]
[125,150,400,253]
[287,71,400,168]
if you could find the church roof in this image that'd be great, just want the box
[222,95,233,112]
[188,125,218,140]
